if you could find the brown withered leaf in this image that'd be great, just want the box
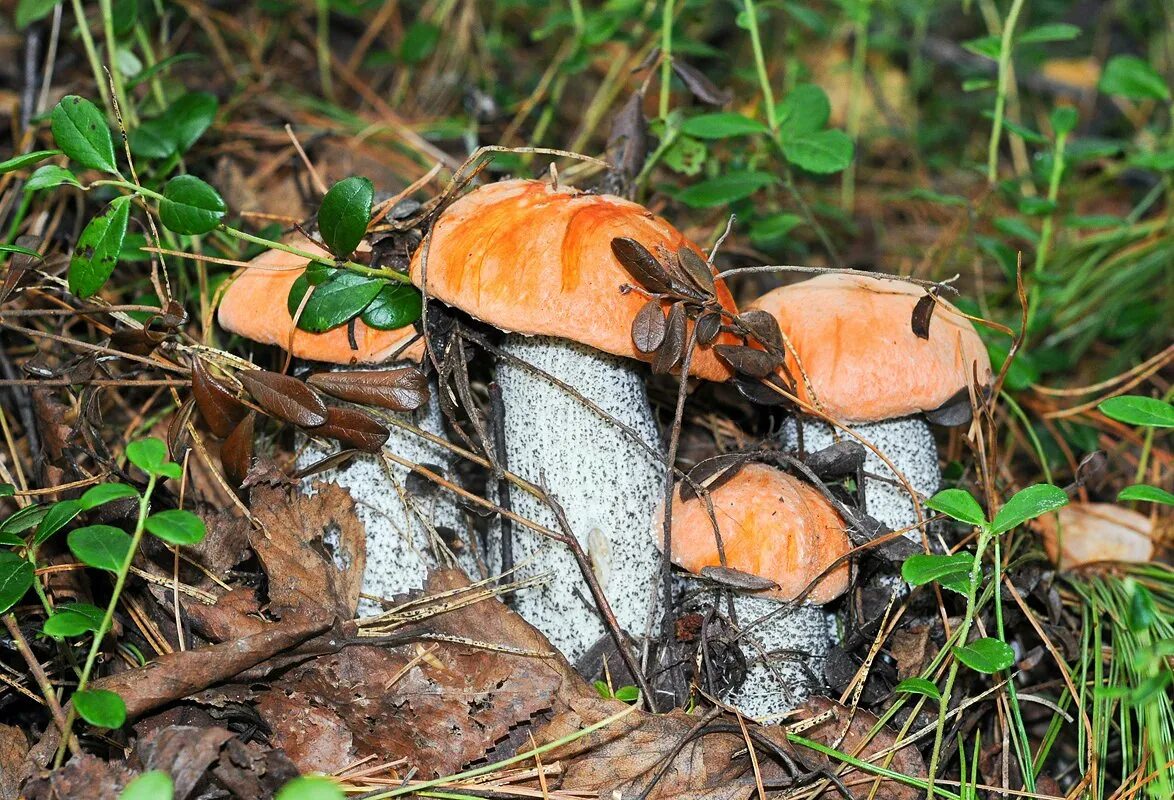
[695,311,722,345]
[804,441,866,478]
[136,725,234,800]
[0,724,28,800]
[307,367,430,412]
[607,89,649,185]
[21,754,134,800]
[0,235,39,305]
[713,344,779,378]
[168,396,197,462]
[670,59,734,106]
[632,300,668,353]
[731,374,790,406]
[677,246,716,296]
[611,237,674,293]
[192,359,249,437]
[792,696,926,800]
[311,406,389,453]
[736,309,783,350]
[680,453,748,501]
[110,326,165,357]
[911,292,936,340]
[923,386,973,427]
[699,565,778,592]
[221,411,255,489]
[652,302,687,374]
[238,369,328,427]
[248,482,366,617]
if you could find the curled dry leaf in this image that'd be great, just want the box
[192,358,248,437]
[311,406,390,453]
[732,374,789,406]
[803,440,866,478]
[670,59,734,106]
[652,302,687,374]
[695,311,722,345]
[632,300,668,353]
[677,246,716,296]
[110,326,165,357]
[680,452,748,501]
[611,236,674,294]
[910,292,936,340]
[238,369,328,427]
[167,396,197,462]
[735,308,783,351]
[713,344,780,378]
[221,411,255,489]
[306,367,430,412]
[699,565,779,591]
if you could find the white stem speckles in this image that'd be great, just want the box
[493,334,665,663]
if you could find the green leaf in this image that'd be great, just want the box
[42,602,105,638]
[775,84,831,139]
[1050,107,1078,137]
[750,212,803,246]
[69,195,131,297]
[0,484,12,497]
[680,113,768,139]
[677,171,776,208]
[901,553,975,596]
[0,503,50,537]
[275,775,346,800]
[0,552,35,614]
[962,35,1000,60]
[318,177,373,257]
[962,78,995,92]
[1129,150,1174,171]
[72,688,126,728]
[288,269,385,333]
[24,164,81,191]
[131,93,219,160]
[1098,395,1174,428]
[127,53,203,89]
[119,771,174,800]
[954,637,1016,673]
[126,438,170,476]
[51,96,117,174]
[1017,23,1081,44]
[145,509,207,546]
[16,0,61,28]
[613,685,640,703]
[80,483,140,511]
[1128,582,1157,631]
[159,175,226,236]
[0,149,62,174]
[894,677,941,701]
[990,484,1068,535]
[0,243,43,260]
[1098,55,1171,102]
[925,488,987,527]
[782,129,853,173]
[662,134,707,175]
[987,115,1047,144]
[68,525,132,571]
[360,283,423,330]
[33,499,82,545]
[400,21,440,64]
[1117,484,1174,506]
[110,0,138,37]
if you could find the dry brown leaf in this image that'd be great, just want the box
[0,724,28,800]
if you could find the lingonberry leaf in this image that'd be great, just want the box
[0,552,34,614]
[310,406,390,453]
[238,370,328,427]
[894,677,941,701]
[610,237,673,293]
[79,483,140,511]
[1098,395,1174,428]
[221,411,255,489]
[191,358,248,438]
[145,509,207,546]
[306,368,430,412]
[360,282,423,330]
[51,96,117,173]
[159,175,226,235]
[32,499,82,546]
[318,176,373,257]
[72,688,127,729]
[954,637,1016,674]
[119,770,174,800]
[69,195,131,298]
[631,300,667,353]
[0,149,62,173]
[68,525,132,572]
[287,269,384,333]
[901,552,975,596]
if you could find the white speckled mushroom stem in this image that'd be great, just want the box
[780,416,942,536]
[492,334,664,663]
[298,366,476,617]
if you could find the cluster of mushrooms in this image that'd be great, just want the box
[214,177,1153,719]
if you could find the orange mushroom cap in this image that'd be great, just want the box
[1037,502,1156,571]
[409,179,738,381]
[749,274,992,423]
[654,463,851,603]
[217,243,423,365]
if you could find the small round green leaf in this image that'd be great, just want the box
[0,149,63,174]
[159,175,226,235]
[1098,55,1171,102]
[782,129,854,174]
[680,112,769,140]
[69,195,131,298]
[42,603,105,638]
[318,177,374,257]
[287,270,384,333]
[894,677,942,701]
[119,770,174,800]
[145,509,207,546]
[80,482,140,511]
[33,499,82,546]
[775,84,831,139]
[275,775,345,800]
[925,488,987,527]
[51,96,118,174]
[0,503,50,537]
[954,637,1016,674]
[16,0,61,29]
[360,283,423,330]
[677,171,776,208]
[901,552,975,596]
[126,438,170,476]
[24,164,81,192]
[68,525,132,572]
[0,552,35,614]
[72,688,127,728]
[1098,395,1174,428]
[1117,484,1174,506]
[989,484,1068,535]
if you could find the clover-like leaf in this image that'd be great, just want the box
[145,509,206,546]
[159,175,226,235]
[954,637,1016,674]
[989,484,1068,535]
[72,688,127,729]
[79,482,140,511]
[68,525,132,572]
[119,770,174,800]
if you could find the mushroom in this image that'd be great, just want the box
[411,178,738,661]
[1037,503,1156,571]
[654,462,851,717]
[218,243,474,615]
[749,274,992,535]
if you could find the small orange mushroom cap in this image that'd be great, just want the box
[409,179,738,381]
[749,274,992,423]
[1037,502,1156,571]
[654,463,851,603]
[218,243,423,365]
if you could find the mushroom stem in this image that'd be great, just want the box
[298,365,477,617]
[493,334,664,663]
[781,415,941,535]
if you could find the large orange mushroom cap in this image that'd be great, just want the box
[654,463,852,603]
[1037,503,1156,571]
[750,274,992,423]
[409,179,738,381]
[218,243,424,365]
